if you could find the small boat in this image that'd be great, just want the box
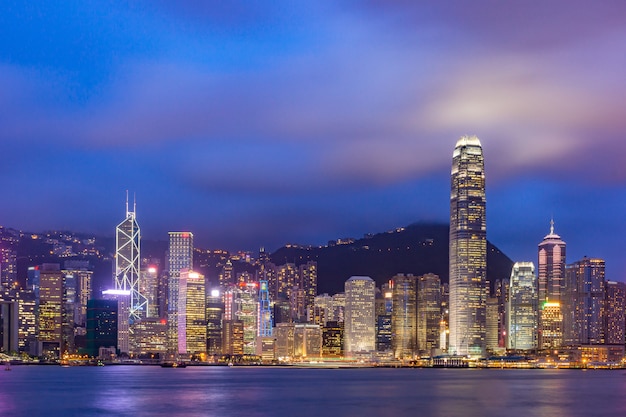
[4,361,11,371]
[161,362,187,368]
[228,362,234,367]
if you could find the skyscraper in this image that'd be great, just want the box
[344,276,375,357]
[167,231,194,353]
[115,195,147,321]
[538,220,566,304]
[506,262,537,351]
[177,270,206,357]
[605,281,626,345]
[537,221,566,349]
[417,273,442,354]
[564,257,606,345]
[449,135,487,356]
[391,273,417,359]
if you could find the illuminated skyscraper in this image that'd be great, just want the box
[417,273,442,354]
[538,220,566,304]
[102,289,130,354]
[258,281,272,337]
[177,270,206,357]
[605,281,626,345]
[449,135,487,356]
[564,257,605,345]
[537,220,566,349]
[506,262,538,351]
[38,264,64,359]
[167,232,193,353]
[115,195,147,321]
[344,276,375,357]
[391,273,417,359]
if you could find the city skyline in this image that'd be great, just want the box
[1,2,626,281]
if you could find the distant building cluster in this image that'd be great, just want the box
[0,137,624,366]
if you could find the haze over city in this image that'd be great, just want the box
[1,1,626,280]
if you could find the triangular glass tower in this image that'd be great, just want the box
[115,192,148,322]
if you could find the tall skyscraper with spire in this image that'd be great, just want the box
[537,219,566,349]
[115,193,148,322]
[449,135,487,356]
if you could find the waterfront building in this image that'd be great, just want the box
[322,321,343,357]
[540,302,563,349]
[224,283,259,354]
[177,270,206,357]
[102,289,130,354]
[376,283,393,352]
[294,324,322,358]
[0,300,18,352]
[538,220,566,349]
[344,276,375,357]
[564,257,606,345]
[391,274,417,359]
[485,297,500,353]
[130,317,167,358]
[16,289,37,353]
[206,289,223,355]
[38,264,64,359]
[417,273,441,354]
[506,262,538,351]
[313,293,334,326]
[222,320,244,356]
[605,281,626,345]
[85,299,118,358]
[274,322,295,359]
[449,135,487,356]
[167,231,194,353]
[114,196,148,321]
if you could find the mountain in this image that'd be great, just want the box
[270,222,514,295]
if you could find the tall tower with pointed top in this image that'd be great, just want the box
[538,219,566,304]
[115,193,148,322]
[449,135,487,356]
[537,219,566,349]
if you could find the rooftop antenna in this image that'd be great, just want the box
[133,192,136,215]
[125,190,129,216]
[550,216,555,235]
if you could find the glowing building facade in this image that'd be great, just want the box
[564,257,605,345]
[538,220,566,349]
[605,281,626,345]
[344,276,375,357]
[167,232,193,353]
[417,273,442,354]
[391,273,417,359]
[449,135,487,356]
[177,270,206,356]
[115,196,147,322]
[506,262,537,351]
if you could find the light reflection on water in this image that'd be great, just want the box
[0,366,624,417]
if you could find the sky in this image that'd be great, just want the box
[1,1,626,280]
